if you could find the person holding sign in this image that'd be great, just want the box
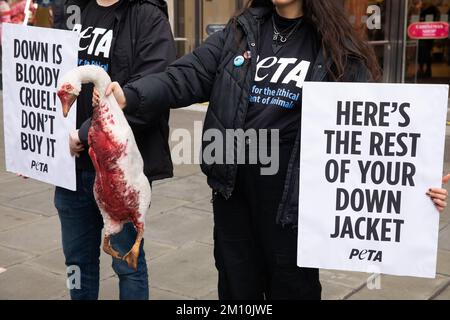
[102,0,448,299]
[53,0,175,300]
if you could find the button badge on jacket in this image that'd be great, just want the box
[234,55,245,67]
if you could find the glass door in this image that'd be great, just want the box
[173,0,197,57]
[201,0,241,40]
[344,0,408,83]
[404,0,450,87]
[173,0,242,57]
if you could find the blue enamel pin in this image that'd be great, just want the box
[234,55,245,67]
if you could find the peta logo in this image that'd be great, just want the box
[255,57,311,89]
[349,248,382,262]
[73,24,113,59]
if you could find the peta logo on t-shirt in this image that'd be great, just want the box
[255,56,311,89]
[73,24,113,59]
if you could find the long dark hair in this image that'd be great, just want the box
[243,0,381,81]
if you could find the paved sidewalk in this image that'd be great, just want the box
[0,103,449,300]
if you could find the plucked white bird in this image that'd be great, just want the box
[57,65,151,270]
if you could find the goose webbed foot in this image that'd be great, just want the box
[123,228,144,271]
[103,234,122,260]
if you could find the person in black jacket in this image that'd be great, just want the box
[54,0,175,300]
[103,0,449,300]
[51,0,66,29]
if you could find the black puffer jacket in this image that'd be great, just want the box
[123,4,372,227]
[63,0,176,182]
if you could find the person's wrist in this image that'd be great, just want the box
[70,130,81,144]
[119,99,126,110]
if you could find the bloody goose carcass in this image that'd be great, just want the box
[57,65,151,270]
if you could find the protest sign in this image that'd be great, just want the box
[298,82,449,278]
[2,24,78,190]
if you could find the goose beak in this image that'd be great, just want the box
[57,90,77,118]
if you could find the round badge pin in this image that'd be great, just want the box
[234,55,245,67]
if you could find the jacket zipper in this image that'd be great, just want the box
[222,15,260,200]
[224,14,326,202]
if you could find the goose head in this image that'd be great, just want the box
[57,65,111,118]
[57,72,81,118]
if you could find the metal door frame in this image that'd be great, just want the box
[380,0,408,83]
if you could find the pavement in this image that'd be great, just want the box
[0,101,450,300]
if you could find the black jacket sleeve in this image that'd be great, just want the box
[128,6,176,82]
[122,23,229,126]
[119,4,176,132]
[78,118,91,146]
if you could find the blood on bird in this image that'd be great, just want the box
[88,106,141,228]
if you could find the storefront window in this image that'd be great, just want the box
[171,0,449,88]
[344,0,390,80]
[172,0,241,57]
[172,0,197,57]
[405,0,450,85]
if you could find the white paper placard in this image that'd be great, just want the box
[2,24,78,191]
[298,82,449,278]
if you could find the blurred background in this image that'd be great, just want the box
[169,0,450,86]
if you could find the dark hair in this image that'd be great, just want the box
[243,0,381,81]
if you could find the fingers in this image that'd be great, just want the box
[427,188,449,200]
[105,82,126,109]
[73,144,85,152]
[106,82,118,96]
[70,144,84,158]
[427,187,448,213]
[69,131,84,158]
[443,174,450,184]
[92,89,100,107]
[433,198,447,213]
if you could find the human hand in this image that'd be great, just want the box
[426,174,450,213]
[105,81,126,109]
[69,130,84,158]
[443,174,450,185]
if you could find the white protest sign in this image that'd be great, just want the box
[2,24,78,191]
[298,82,449,278]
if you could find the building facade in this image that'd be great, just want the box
[166,0,450,87]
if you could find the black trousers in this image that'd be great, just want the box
[212,143,322,300]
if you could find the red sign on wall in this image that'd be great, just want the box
[408,22,449,40]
